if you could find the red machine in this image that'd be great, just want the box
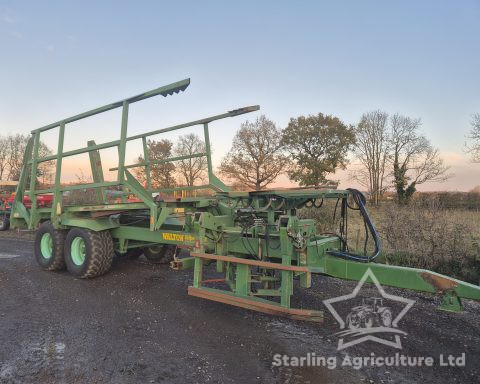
[1,193,54,231]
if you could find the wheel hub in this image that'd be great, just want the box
[71,237,86,266]
[40,232,53,259]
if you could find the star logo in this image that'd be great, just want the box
[323,268,415,350]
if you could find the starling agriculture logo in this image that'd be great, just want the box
[323,268,415,350]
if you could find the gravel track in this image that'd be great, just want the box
[0,235,478,383]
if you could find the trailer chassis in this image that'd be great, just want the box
[10,78,480,319]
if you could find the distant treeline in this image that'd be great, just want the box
[413,191,480,210]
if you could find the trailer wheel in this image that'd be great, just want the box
[0,215,9,231]
[64,228,114,278]
[126,248,143,259]
[143,245,176,264]
[34,221,66,271]
[115,248,143,259]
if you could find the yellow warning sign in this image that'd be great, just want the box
[162,233,195,242]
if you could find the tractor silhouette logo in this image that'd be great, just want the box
[323,268,415,350]
[346,297,392,329]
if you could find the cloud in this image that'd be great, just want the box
[9,31,23,40]
[47,44,55,53]
[438,150,467,166]
[1,14,15,24]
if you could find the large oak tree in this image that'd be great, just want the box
[219,115,289,191]
[282,113,355,186]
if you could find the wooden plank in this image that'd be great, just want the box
[191,252,309,273]
[0,181,19,186]
[188,286,323,322]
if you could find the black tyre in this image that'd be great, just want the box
[143,244,176,264]
[34,221,67,271]
[64,228,114,278]
[0,215,9,231]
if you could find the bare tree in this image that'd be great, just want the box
[390,114,450,203]
[6,134,27,180]
[2,134,53,182]
[219,115,289,191]
[37,143,55,186]
[174,134,207,187]
[466,113,480,162]
[352,110,390,205]
[0,136,8,180]
[409,147,450,184]
[354,112,450,204]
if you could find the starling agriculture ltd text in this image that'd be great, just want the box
[272,352,466,370]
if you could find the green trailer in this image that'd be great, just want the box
[10,78,480,320]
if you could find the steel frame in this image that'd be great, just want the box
[10,78,480,319]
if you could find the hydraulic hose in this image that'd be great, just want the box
[327,188,380,263]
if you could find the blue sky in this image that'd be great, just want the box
[1,1,479,189]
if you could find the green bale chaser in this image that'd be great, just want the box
[10,79,480,320]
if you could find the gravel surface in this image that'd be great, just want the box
[0,229,35,241]
[0,234,479,383]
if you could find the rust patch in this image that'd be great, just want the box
[421,272,458,292]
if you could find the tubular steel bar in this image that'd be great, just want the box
[33,107,260,165]
[109,153,207,172]
[31,79,191,134]
[126,106,259,142]
[52,123,65,224]
[28,132,40,227]
[117,101,129,183]
[204,124,213,176]
[31,140,121,164]
[107,106,259,193]
[142,136,152,190]
[13,79,259,230]
[191,252,310,273]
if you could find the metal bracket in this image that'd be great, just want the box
[440,290,463,312]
